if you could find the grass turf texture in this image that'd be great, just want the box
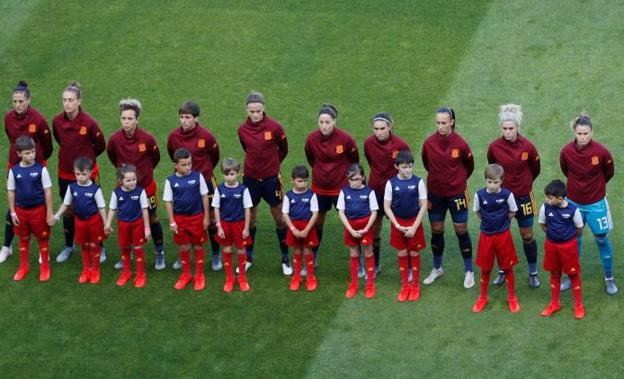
[0,0,623,377]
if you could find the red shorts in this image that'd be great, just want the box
[544,238,581,275]
[173,213,207,245]
[343,216,373,247]
[118,218,147,247]
[476,230,518,271]
[145,180,158,212]
[14,205,50,240]
[389,217,426,252]
[75,214,106,245]
[216,220,252,249]
[286,220,319,249]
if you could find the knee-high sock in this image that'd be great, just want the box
[431,232,444,269]
[523,239,538,274]
[18,238,29,269]
[349,256,359,285]
[223,252,234,282]
[313,225,324,257]
[276,227,289,260]
[410,253,421,285]
[134,246,145,275]
[237,252,248,280]
[208,226,220,256]
[4,211,14,248]
[480,270,491,298]
[304,253,315,278]
[194,247,205,276]
[91,245,101,273]
[456,232,473,272]
[504,268,516,299]
[38,239,50,268]
[398,255,409,286]
[550,271,561,304]
[595,234,613,278]
[179,250,191,275]
[245,227,256,262]
[373,237,381,268]
[150,221,164,253]
[63,215,75,248]
[570,273,583,306]
[121,247,132,273]
[80,247,91,271]
[293,253,303,278]
[365,255,375,286]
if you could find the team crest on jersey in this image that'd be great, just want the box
[408,185,416,190]
[302,198,310,203]
[79,126,87,135]
[336,145,344,154]
[359,195,368,200]
[138,143,146,152]
[28,123,37,133]
[188,180,196,185]
[197,139,205,148]
[521,152,529,161]
[30,172,39,177]
[562,213,571,219]
[234,194,241,198]
[591,156,599,165]
[264,131,273,140]
[392,150,399,159]
[451,149,459,158]
[131,195,139,200]
[496,199,505,204]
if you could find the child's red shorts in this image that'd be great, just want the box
[476,230,518,271]
[390,217,426,252]
[286,219,318,249]
[343,216,373,247]
[75,213,106,245]
[14,205,50,240]
[173,213,207,245]
[216,220,251,249]
[118,218,146,247]
[544,238,581,275]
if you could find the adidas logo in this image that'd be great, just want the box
[346,195,351,200]
[221,193,226,198]
[395,186,400,191]
[174,183,180,187]
[548,212,554,216]
[483,200,488,205]
[291,199,296,203]
[119,196,124,201]
[16,174,22,179]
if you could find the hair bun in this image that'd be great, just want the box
[17,80,28,88]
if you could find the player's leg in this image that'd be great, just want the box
[346,246,360,298]
[363,244,376,299]
[193,244,206,291]
[222,245,235,292]
[303,247,317,291]
[290,246,303,291]
[242,176,262,267]
[370,195,384,274]
[174,243,192,290]
[0,211,15,263]
[263,176,291,274]
[236,247,250,292]
[57,177,76,263]
[397,249,410,302]
[133,244,146,288]
[117,245,133,286]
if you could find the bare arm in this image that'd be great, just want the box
[104,209,116,235]
[142,208,151,241]
[165,201,177,234]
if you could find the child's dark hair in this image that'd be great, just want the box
[484,163,504,180]
[13,80,31,98]
[221,158,240,175]
[544,179,567,198]
[116,163,137,182]
[291,165,309,179]
[173,148,191,162]
[346,163,366,184]
[178,101,200,117]
[74,156,93,171]
[394,150,414,165]
[15,135,35,152]
[436,106,456,129]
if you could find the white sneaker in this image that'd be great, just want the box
[56,246,73,263]
[99,247,107,263]
[357,264,366,279]
[211,254,222,271]
[154,252,165,271]
[464,271,475,288]
[114,260,124,270]
[172,259,182,270]
[236,261,253,274]
[301,266,308,277]
[0,246,12,263]
[282,262,293,276]
[423,268,444,285]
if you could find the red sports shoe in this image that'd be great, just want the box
[289,276,301,291]
[365,283,376,299]
[239,278,251,292]
[193,273,206,291]
[174,273,193,290]
[408,285,421,302]
[305,276,318,292]
[472,296,488,313]
[223,280,235,293]
[345,283,358,299]
[508,297,520,313]
[116,272,132,286]
[574,304,586,319]
[13,266,29,281]
[134,273,146,288]
[397,285,410,302]
[540,302,561,317]
[89,270,101,284]
[78,270,91,283]
[39,265,51,282]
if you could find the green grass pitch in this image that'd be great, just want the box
[1,0,623,377]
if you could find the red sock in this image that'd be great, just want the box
[293,253,303,279]
[304,253,315,278]
[480,270,491,298]
[134,246,145,275]
[194,247,205,276]
[39,239,50,268]
[91,245,101,273]
[179,250,191,275]
[18,238,30,269]
[570,273,583,306]
[121,247,132,273]
[81,247,91,271]
[504,269,516,298]
[237,252,248,280]
[409,253,420,284]
[349,256,359,285]
[398,255,409,286]
[223,252,234,281]
[550,272,561,304]
[365,255,375,285]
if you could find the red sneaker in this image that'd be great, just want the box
[289,276,301,291]
[116,272,132,286]
[305,276,318,292]
[365,283,376,299]
[408,285,421,302]
[223,280,235,293]
[78,270,91,283]
[472,296,488,313]
[39,265,51,282]
[397,285,410,302]
[174,273,193,290]
[134,273,146,288]
[13,266,29,281]
[239,278,251,292]
[508,297,520,313]
[540,302,561,317]
[574,304,586,319]
[345,283,358,299]
[89,270,101,284]
[193,273,206,291]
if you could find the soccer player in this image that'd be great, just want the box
[7,136,54,281]
[104,164,151,288]
[52,81,106,263]
[237,91,290,274]
[212,158,253,293]
[471,164,520,313]
[2,81,53,263]
[167,101,221,271]
[338,164,379,299]
[538,180,585,319]
[383,150,427,302]
[163,148,210,291]
[107,98,165,270]
[305,104,359,260]
[559,113,616,295]
[282,165,319,291]
[52,157,107,284]
[364,112,410,274]
[487,104,541,288]
[421,107,475,288]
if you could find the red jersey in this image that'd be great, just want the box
[421,131,474,197]
[560,139,614,204]
[107,127,160,188]
[305,128,359,196]
[52,109,106,180]
[364,134,410,195]
[237,113,288,180]
[167,123,219,180]
[4,106,53,167]
[487,134,540,196]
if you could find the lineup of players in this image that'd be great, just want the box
[2,81,616,317]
